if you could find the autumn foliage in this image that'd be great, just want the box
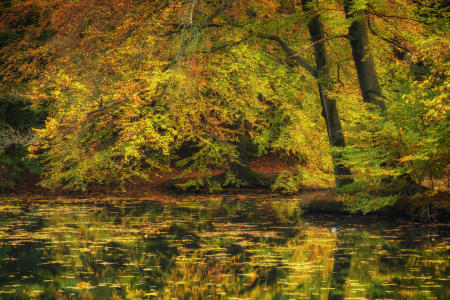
[0,0,449,211]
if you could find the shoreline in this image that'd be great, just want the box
[2,184,450,224]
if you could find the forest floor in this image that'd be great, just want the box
[13,154,333,192]
[135,154,334,189]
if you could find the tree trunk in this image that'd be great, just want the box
[227,114,250,183]
[225,113,263,186]
[344,1,387,111]
[302,0,352,188]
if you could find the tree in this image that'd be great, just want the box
[0,0,51,188]
[335,0,450,212]
[9,0,309,190]
[2,0,449,207]
[301,0,352,188]
[343,0,386,111]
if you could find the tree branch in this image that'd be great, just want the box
[117,2,169,47]
[366,4,425,23]
[85,99,127,117]
[260,34,317,77]
[84,1,235,117]
[366,14,411,53]
[163,23,224,36]
[0,126,34,150]
[282,34,348,63]
[168,23,223,28]
[205,35,252,54]
[163,1,235,72]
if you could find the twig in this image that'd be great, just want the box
[366,14,411,53]
[0,126,34,150]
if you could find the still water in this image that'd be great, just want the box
[0,191,449,299]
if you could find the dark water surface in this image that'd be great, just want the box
[0,191,450,299]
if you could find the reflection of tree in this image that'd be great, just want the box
[333,227,450,300]
[271,200,302,226]
[327,240,350,300]
[0,195,449,299]
[0,195,338,299]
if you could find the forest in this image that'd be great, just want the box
[1,0,450,213]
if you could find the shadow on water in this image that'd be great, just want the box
[0,191,449,299]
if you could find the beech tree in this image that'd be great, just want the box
[301,0,352,188]
[1,0,449,211]
[2,0,315,190]
[344,0,387,110]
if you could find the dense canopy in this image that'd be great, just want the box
[1,0,449,212]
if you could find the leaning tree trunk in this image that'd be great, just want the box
[344,1,387,111]
[302,0,353,187]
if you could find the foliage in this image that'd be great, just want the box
[0,101,44,188]
[272,170,303,193]
[0,0,50,188]
[1,0,331,190]
[0,0,449,213]
[336,34,450,212]
[0,146,42,188]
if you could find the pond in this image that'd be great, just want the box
[0,191,449,299]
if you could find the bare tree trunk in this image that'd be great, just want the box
[344,1,387,111]
[302,0,352,187]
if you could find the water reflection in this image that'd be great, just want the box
[0,192,449,299]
